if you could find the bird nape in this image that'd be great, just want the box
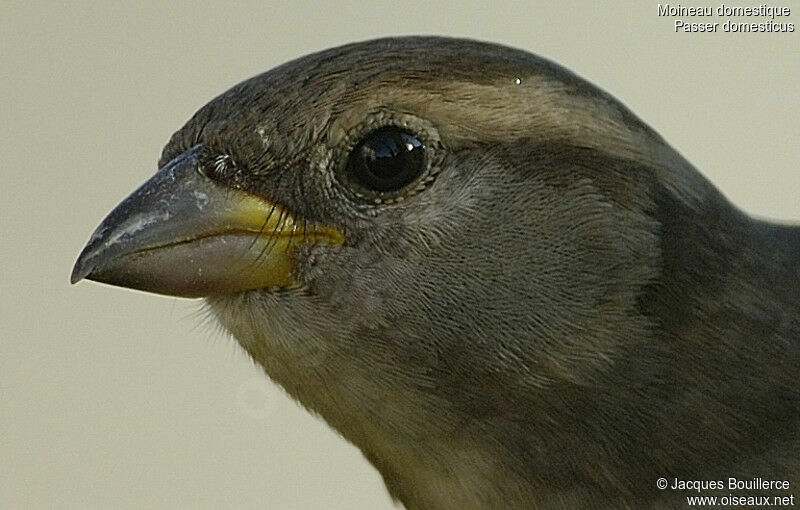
[71,37,799,509]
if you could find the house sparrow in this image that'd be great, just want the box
[72,37,799,509]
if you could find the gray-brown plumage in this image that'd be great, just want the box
[72,37,799,509]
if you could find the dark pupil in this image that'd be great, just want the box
[350,128,424,193]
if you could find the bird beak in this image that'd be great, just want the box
[70,146,344,298]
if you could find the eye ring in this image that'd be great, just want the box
[343,127,427,195]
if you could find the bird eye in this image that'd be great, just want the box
[344,127,425,194]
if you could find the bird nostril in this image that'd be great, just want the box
[199,154,238,182]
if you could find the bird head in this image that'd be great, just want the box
[72,37,740,505]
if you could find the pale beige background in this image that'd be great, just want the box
[2,1,798,509]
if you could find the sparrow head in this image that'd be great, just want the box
[74,37,783,507]
[72,33,682,451]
